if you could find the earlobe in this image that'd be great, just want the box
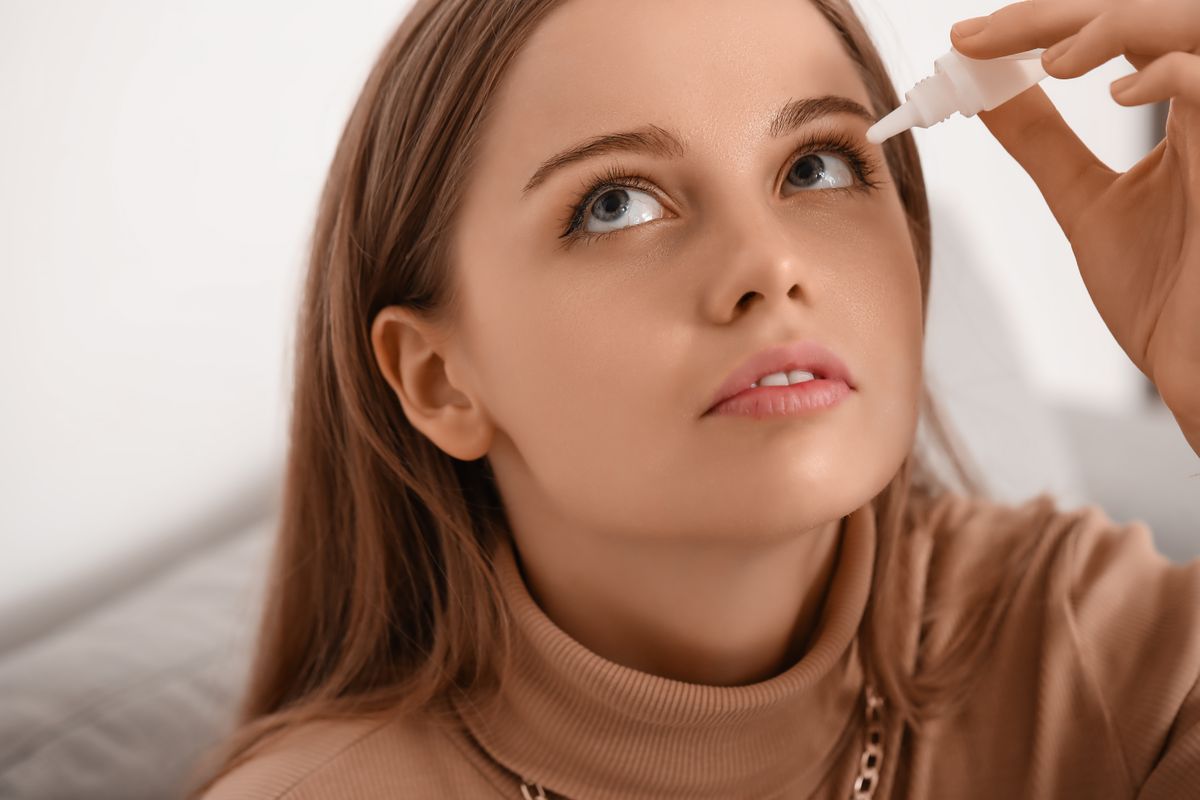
[369,305,494,462]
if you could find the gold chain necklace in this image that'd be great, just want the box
[517,682,886,800]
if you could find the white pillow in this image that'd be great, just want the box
[0,517,272,799]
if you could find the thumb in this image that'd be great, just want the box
[975,82,1117,240]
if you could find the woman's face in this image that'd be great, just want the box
[398,0,923,544]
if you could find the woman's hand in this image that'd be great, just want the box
[949,0,1200,451]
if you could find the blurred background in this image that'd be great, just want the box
[1,1,1197,797]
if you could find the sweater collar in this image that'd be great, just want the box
[452,501,877,800]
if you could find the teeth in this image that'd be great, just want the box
[750,369,816,388]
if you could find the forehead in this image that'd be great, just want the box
[480,0,873,180]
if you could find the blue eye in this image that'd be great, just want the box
[557,130,884,249]
[783,151,855,192]
[573,185,666,238]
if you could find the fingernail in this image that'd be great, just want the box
[952,17,989,38]
[1111,73,1138,96]
[1042,36,1075,63]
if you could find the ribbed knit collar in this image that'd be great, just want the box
[452,501,877,800]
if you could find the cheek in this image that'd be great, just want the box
[471,272,638,453]
[870,260,925,452]
[871,262,924,403]
[480,304,682,534]
[844,201,925,365]
[828,208,925,440]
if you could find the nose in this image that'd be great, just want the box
[700,194,812,322]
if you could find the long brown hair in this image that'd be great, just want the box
[185,0,1045,794]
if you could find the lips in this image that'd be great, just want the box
[705,339,856,415]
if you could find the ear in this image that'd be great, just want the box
[370,305,494,462]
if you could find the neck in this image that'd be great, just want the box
[510,515,845,685]
[451,502,878,800]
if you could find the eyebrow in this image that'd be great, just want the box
[520,94,876,197]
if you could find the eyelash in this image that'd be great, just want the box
[556,129,886,250]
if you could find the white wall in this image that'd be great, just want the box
[0,0,1160,651]
[0,0,416,651]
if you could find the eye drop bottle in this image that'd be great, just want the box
[866,46,1049,144]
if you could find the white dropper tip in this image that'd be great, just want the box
[866,103,920,145]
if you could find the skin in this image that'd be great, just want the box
[372,0,924,687]
[950,0,1200,456]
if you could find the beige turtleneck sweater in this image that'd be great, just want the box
[198,492,1200,799]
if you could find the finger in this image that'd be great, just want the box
[1109,50,1200,107]
[974,82,1117,240]
[951,0,1109,59]
[1041,4,1200,79]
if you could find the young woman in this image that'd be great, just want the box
[186,0,1200,797]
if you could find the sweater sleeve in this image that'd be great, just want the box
[1062,507,1200,797]
[1137,670,1200,798]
